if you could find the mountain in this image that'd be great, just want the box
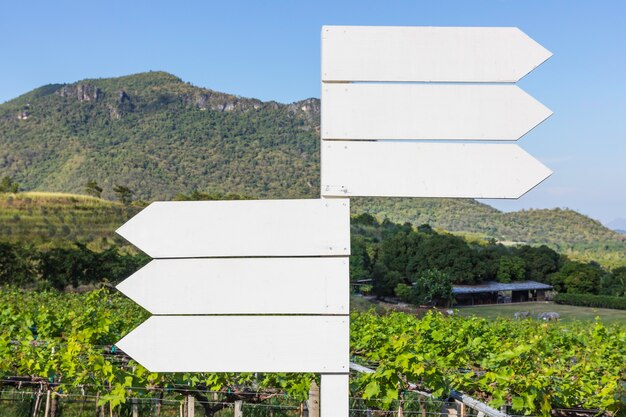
[0,71,321,200]
[1,72,625,267]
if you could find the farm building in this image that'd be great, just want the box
[452,281,553,306]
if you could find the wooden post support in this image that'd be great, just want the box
[234,400,243,417]
[187,395,195,417]
[43,389,51,417]
[132,398,139,417]
[307,381,320,417]
[457,400,465,417]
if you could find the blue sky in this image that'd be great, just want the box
[1,0,624,224]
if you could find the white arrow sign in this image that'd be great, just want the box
[117,257,349,315]
[116,315,349,373]
[117,199,350,258]
[321,141,552,198]
[322,84,552,141]
[322,26,552,82]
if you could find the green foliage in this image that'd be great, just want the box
[1,290,624,415]
[0,242,36,286]
[497,256,525,283]
[0,241,148,290]
[0,176,19,193]
[355,217,620,299]
[408,269,453,306]
[112,184,133,206]
[554,292,626,310]
[351,311,626,415]
[372,266,404,298]
[549,261,605,294]
[394,283,412,301]
[516,245,561,282]
[602,266,626,297]
[85,180,103,198]
[0,288,315,412]
[173,189,251,201]
[1,194,620,299]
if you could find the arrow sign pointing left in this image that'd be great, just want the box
[117,257,349,315]
[117,316,349,373]
[117,199,350,258]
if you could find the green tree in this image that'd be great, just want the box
[407,233,476,284]
[85,180,103,198]
[350,236,372,281]
[551,261,604,294]
[600,266,626,296]
[371,265,405,298]
[497,256,526,283]
[394,282,412,302]
[113,184,133,205]
[408,269,453,306]
[0,242,36,285]
[0,176,19,193]
[516,245,561,282]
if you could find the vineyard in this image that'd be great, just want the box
[0,288,624,417]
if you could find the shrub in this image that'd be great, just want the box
[553,293,626,310]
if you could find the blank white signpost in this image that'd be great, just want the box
[115,199,351,409]
[116,25,552,417]
[321,26,553,200]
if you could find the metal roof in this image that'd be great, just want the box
[452,281,553,295]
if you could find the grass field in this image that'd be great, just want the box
[456,301,626,324]
[0,192,140,251]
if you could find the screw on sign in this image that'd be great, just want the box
[116,26,553,417]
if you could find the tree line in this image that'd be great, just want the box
[350,214,626,305]
[0,241,148,290]
[0,212,624,300]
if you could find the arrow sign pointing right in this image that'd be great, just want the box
[322,26,552,82]
[321,141,552,198]
[322,84,552,141]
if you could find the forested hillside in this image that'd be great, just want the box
[1,72,624,266]
[0,71,320,200]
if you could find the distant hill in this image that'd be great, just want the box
[1,72,625,267]
[607,218,626,235]
[352,198,626,267]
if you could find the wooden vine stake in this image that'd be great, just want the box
[234,400,243,417]
[132,398,139,417]
[187,395,195,417]
[43,389,51,417]
[307,381,320,417]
